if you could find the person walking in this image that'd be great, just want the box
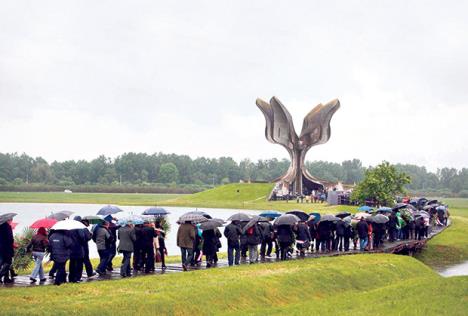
[94,221,113,276]
[26,227,48,283]
[335,220,346,252]
[277,224,295,260]
[294,221,311,256]
[0,219,14,284]
[68,226,87,283]
[246,223,262,264]
[177,221,196,271]
[79,218,95,277]
[259,220,274,258]
[202,229,218,268]
[356,217,369,251]
[48,230,73,285]
[154,221,167,270]
[133,224,144,271]
[224,220,242,266]
[118,222,136,277]
[106,222,118,272]
[388,212,397,242]
[140,223,156,273]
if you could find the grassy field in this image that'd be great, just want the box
[416,198,468,268]
[1,254,467,315]
[0,191,183,205]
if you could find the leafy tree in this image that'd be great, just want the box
[158,162,179,183]
[351,161,411,206]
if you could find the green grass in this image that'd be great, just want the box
[0,254,466,315]
[416,198,468,269]
[0,191,183,205]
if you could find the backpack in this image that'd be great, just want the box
[246,226,255,236]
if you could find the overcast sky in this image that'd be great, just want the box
[1,1,467,171]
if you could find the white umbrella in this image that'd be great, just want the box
[51,219,86,230]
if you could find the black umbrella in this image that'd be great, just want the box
[286,210,309,222]
[335,212,351,219]
[392,203,408,211]
[187,210,212,219]
[320,214,340,222]
[48,211,74,221]
[0,212,17,225]
[97,205,123,216]
[227,213,251,222]
[369,214,389,224]
[274,214,300,226]
[143,207,170,216]
[423,204,437,211]
[179,213,208,223]
[199,219,224,231]
[242,215,269,232]
[426,199,438,206]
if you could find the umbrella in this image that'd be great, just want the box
[47,211,74,221]
[286,210,309,222]
[179,213,209,223]
[259,210,282,219]
[423,204,437,210]
[227,213,251,222]
[336,212,351,219]
[369,214,389,224]
[357,206,373,212]
[0,212,17,225]
[51,219,86,230]
[320,214,340,222]
[414,210,430,219]
[143,207,170,216]
[377,207,392,212]
[274,214,300,226]
[186,210,212,219]
[82,215,106,225]
[308,212,321,224]
[392,203,408,211]
[426,199,438,206]
[342,216,352,225]
[97,205,123,216]
[199,219,224,231]
[354,212,371,219]
[30,218,58,229]
[211,218,226,225]
[243,215,269,232]
[405,204,417,212]
[436,205,446,211]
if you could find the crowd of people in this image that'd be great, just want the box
[0,200,449,286]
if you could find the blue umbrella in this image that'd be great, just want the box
[97,205,123,216]
[143,207,170,216]
[259,210,282,219]
[357,206,373,212]
[308,212,321,224]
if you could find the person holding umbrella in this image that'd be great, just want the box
[224,220,242,266]
[94,221,113,276]
[154,220,167,270]
[276,224,295,260]
[356,217,369,251]
[245,222,262,264]
[201,228,218,268]
[26,227,49,283]
[48,229,73,285]
[177,221,196,271]
[118,220,136,277]
[68,217,89,283]
[79,218,95,278]
[0,214,16,284]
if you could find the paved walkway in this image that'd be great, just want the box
[1,224,448,288]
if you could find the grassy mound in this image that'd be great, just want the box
[0,254,466,315]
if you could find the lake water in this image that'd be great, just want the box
[0,203,260,259]
[438,261,468,277]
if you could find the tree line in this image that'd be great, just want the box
[0,152,467,196]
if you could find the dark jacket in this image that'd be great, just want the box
[95,226,112,251]
[356,220,369,239]
[69,229,88,259]
[388,214,398,229]
[0,222,14,258]
[118,226,136,252]
[224,223,242,246]
[335,220,346,236]
[259,222,273,240]
[48,231,73,263]
[27,233,49,253]
[140,226,156,248]
[277,225,295,244]
[295,223,311,241]
[177,223,196,249]
[317,221,331,240]
[246,224,262,245]
[202,229,218,255]
[239,222,248,246]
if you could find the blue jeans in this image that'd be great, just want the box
[31,252,45,280]
[97,249,111,274]
[360,237,368,251]
[180,247,193,266]
[227,242,240,266]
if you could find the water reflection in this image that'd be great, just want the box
[438,261,468,277]
[0,203,259,258]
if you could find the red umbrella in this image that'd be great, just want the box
[30,218,57,229]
